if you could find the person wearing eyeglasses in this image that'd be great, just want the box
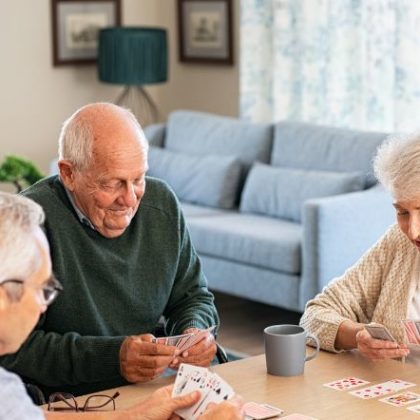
[0,103,220,397]
[0,192,245,419]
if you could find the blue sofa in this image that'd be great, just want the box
[146,111,395,312]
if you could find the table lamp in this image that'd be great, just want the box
[98,27,168,127]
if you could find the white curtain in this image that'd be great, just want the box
[240,0,420,132]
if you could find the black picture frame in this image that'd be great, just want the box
[177,0,233,65]
[51,0,121,66]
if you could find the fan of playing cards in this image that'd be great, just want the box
[402,319,420,345]
[152,326,216,353]
[172,364,235,420]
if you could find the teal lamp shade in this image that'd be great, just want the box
[98,27,168,85]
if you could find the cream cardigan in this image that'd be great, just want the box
[300,223,419,352]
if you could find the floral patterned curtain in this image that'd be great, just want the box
[240,0,420,132]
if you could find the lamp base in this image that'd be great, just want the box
[115,85,159,127]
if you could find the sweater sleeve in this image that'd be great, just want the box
[0,326,125,387]
[163,211,219,335]
[300,225,397,352]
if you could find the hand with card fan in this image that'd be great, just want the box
[355,323,409,362]
[172,364,244,420]
[168,326,218,369]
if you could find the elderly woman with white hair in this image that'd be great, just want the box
[300,132,420,363]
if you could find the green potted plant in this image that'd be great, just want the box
[0,155,45,192]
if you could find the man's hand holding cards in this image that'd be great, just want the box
[153,326,217,368]
[357,323,409,361]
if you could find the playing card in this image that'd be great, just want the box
[172,363,208,396]
[408,404,420,414]
[174,363,234,420]
[281,415,318,420]
[178,325,217,353]
[179,371,234,419]
[379,391,420,407]
[152,332,193,346]
[349,379,416,399]
[365,324,396,341]
[244,402,284,419]
[402,320,420,345]
[323,377,369,391]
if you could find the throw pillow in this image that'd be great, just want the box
[147,147,242,209]
[240,164,365,222]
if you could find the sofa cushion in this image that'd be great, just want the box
[181,202,229,217]
[143,123,166,147]
[240,164,365,222]
[147,147,241,209]
[272,122,387,187]
[186,212,302,274]
[165,110,273,171]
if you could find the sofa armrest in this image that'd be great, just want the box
[299,185,395,311]
[144,123,166,148]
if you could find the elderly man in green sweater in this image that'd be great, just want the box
[1,103,219,397]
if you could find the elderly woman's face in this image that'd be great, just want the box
[394,197,420,251]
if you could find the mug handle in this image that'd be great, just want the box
[305,333,320,362]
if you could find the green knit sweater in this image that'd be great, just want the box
[1,176,219,395]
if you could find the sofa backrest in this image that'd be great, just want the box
[165,110,273,172]
[272,122,388,187]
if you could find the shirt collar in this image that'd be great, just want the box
[60,179,96,230]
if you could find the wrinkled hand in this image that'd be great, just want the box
[170,328,217,369]
[120,334,179,383]
[125,384,201,420]
[198,395,245,420]
[356,328,410,361]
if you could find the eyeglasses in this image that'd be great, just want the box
[0,275,63,306]
[47,391,120,412]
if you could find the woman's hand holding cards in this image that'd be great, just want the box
[356,328,409,362]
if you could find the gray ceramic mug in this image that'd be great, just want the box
[264,324,320,376]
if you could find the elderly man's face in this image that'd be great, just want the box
[0,227,51,355]
[68,132,147,239]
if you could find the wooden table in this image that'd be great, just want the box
[73,351,420,419]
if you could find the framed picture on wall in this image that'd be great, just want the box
[177,0,233,64]
[51,0,121,66]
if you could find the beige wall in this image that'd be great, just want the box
[0,0,239,182]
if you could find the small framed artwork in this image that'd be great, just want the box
[177,0,233,65]
[51,0,121,66]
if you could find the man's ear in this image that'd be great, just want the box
[58,160,76,191]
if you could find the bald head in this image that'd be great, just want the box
[58,102,148,171]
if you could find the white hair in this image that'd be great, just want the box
[58,102,147,171]
[374,132,420,201]
[0,192,45,284]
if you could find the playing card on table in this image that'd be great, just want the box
[408,404,420,414]
[379,391,420,407]
[323,376,369,391]
[173,363,234,420]
[349,379,416,399]
[244,402,283,419]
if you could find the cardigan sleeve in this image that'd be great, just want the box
[300,225,399,352]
